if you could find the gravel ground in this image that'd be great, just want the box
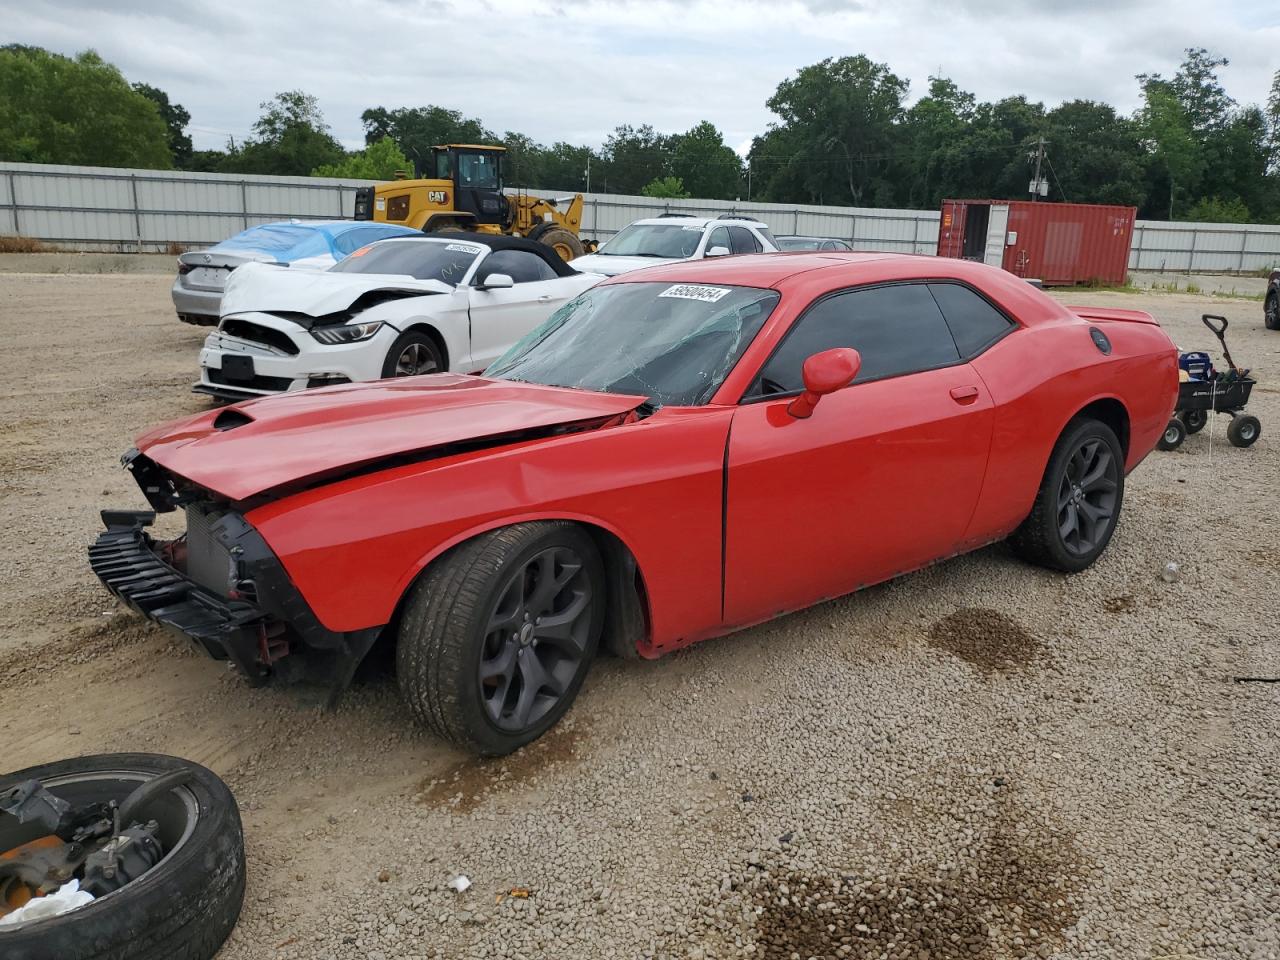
[1,268,1277,960]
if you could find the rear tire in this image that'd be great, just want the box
[396,522,604,756]
[381,329,443,379]
[1158,418,1187,450]
[1010,418,1125,573]
[0,754,244,960]
[1227,414,1260,448]
[1182,409,1207,434]
[1264,293,1279,331]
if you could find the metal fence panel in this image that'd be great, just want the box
[2,161,1277,271]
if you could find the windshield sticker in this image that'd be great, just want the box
[659,284,733,303]
[349,245,372,258]
[445,243,481,253]
[681,225,703,231]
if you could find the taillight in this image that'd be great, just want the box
[177,262,194,275]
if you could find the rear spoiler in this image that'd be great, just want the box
[1066,306,1160,325]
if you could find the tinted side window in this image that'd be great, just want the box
[706,226,730,253]
[927,283,1014,358]
[756,284,961,393]
[479,249,554,283]
[728,225,763,254]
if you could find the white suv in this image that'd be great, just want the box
[571,215,779,276]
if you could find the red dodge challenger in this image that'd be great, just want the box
[91,253,1178,754]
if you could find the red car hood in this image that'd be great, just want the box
[137,375,646,501]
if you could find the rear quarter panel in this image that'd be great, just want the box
[245,407,734,647]
[966,314,1177,539]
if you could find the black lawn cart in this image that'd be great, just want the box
[1159,314,1261,451]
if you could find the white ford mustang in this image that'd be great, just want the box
[195,233,604,401]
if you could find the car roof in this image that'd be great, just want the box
[603,251,1053,294]
[603,251,890,287]
[630,216,767,229]
[777,235,843,242]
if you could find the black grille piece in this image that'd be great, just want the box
[207,368,294,391]
[219,319,299,355]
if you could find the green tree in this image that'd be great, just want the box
[640,176,689,199]
[600,124,672,195]
[762,56,909,206]
[132,82,192,167]
[1136,79,1203,218]
[312,136,412,180]
[538,142,594,191]
[1039,101,1145,205]
[1183,196,1251,223]
[0,45,171,168]
[669,121,742,199]
[361,105,494,173]
[223,90,344,176]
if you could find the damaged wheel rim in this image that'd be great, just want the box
[0,769,198,926]
[478,546,594,733]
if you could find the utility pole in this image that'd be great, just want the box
[746,159,752,201]
[1029,137,1047,201]
[585,152,591,193]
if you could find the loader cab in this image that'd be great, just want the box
[432,145,509,229]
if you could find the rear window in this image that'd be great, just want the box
[927,283,1014,358]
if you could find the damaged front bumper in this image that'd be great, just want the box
[88,509,380,705]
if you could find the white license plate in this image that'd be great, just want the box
[192,267,226,287]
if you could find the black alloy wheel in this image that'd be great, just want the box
[1056,435,1120,558]
[478,546,595,732]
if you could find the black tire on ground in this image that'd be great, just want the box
[533,226,585,262]
[1010,417,1126,573]
[1264,293,1279,331]
[381,329,443,379]
[1157,418,1187,451]
[1182,409,1208,434]
[0,753,245,960]
[396,521,605,756]
[1227,414,1261,448]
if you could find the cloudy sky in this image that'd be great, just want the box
[6,0,1278,154]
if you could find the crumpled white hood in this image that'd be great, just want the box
[220,262,452,318]
[569,253,681,277]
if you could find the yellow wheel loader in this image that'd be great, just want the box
[352,144,593,261]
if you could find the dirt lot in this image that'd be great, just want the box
[2,269,1278,960]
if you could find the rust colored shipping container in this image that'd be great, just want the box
[937,199,1135,285]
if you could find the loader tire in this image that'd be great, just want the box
[533,227,584,263]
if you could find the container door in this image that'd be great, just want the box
[984,204,1009,267]
[937,201,965,258]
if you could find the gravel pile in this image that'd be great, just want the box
[1,274,1276,959]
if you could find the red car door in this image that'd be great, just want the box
[722,282,995,628]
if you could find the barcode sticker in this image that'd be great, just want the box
[659,284,733,303]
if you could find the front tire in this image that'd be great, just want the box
[1010,418,1125,573]
[1264,293,1279,331]
[1182,409,1208,434]
[396,522,605,756]
[381,329,443,379]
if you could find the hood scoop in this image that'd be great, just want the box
[213,408,255,431]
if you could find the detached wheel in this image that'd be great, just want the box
[396,522,604,755]
[533,226,585,262]
[1265,293,1279,331]
[1182,409,1207,434]
[1158,418,1187,450]
[381,329,443,379]
[0,754,244,960]
[1011,418,1125,573]
[1227,414,1261,448]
